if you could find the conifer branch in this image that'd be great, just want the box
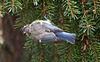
[64,44,68,58]
[1,0,100,62]
[1,0,4,14]
[57,0,63,21]
[22,4,33,27]
[81,0,89,52]
[22,9,28,27]
[1,0,4,7]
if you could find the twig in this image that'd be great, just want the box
[43,0,46,14]
[67,45,74,62]
[93,0,96,14]
[82,0,87,16]
[82,42,85,62]
[64,43,68,58]
[12,0,14,7]
[66,0,73,16]
[54,45,58,62]
[57,0,65,30]
[57,0,63,21]
[38,1,47,61]
[29,41,34,50]
[39,44,43,62]
[91,41,98,62]
[82,51,84,62]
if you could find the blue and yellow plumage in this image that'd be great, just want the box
[23,15,76,44]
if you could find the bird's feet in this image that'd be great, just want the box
[55,39,57,42]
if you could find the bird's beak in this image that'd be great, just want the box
[23,32,26,34]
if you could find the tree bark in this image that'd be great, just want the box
[1,14,24,62]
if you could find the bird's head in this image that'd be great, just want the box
[22,25,29,34]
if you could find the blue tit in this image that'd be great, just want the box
[23,20,76,44]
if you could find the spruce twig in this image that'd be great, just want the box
[57,0,64,28]
[93,0,96,14]
[66,0,73,16]
[67,45,74,62]
[91,42,98,62]
[39,44,43,62]
[12,0,14,7]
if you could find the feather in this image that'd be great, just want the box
[41,22,63,32]
[55,32,76,44]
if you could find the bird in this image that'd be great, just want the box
[23,16,76,44]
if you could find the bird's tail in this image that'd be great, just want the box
[55,32,76,44]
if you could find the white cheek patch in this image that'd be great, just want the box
[23,32,26,34]
[39,40,42,43]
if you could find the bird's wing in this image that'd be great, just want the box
[41,22,63,32]
[30,21,63,32]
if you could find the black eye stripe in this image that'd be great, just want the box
[36,22,40,24]
[31,22,40,26]
[31,24,34,26]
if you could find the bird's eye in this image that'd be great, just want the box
[31,24,34,26]
[28,33,31,36]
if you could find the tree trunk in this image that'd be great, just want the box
[1,14,24,62]
[0,18,3,62]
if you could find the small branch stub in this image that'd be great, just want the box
[86,25,90,28]
[86,39,89,45]
[93,0,96,14]
[12,0,14,7]
[83,44,86,51]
